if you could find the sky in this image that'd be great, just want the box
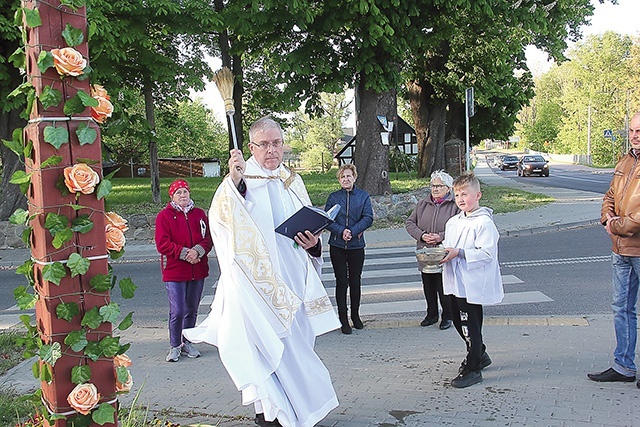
[193,0,640,125]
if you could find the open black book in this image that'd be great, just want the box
[275,204,340,240]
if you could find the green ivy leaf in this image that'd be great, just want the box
[84,341,100,361]
[98,335,120,357]
[71,215,94,233]
[64,330,88,352]
[21,227,32,246]
[15,259,34,277]
[13,286,38,310]
[39,342,62,367]
[43,126,69,149]
[40,363,53,384]
[77,89,98,107]
[8,46,25,69]
[76,63,92,81]
[118,343,131,355]
[117,312,134,331]
[62,23,84,47]
[23,138,33,160]
[60,0,87,11]
[42,261,66,285]
[81,306,102,329]
[9,208,29,225]
[109,248,125,260]
[22,7,42,28]
[118,278,137,299]
[115,366,129,384]
[89,273,112,292]
[76,122,97,145]
[76,157,100,165]
[39,85,62,110]
[56,175,70,197]
[99,303,120,324]
[71,365,91,384]
[63,94,85,116]
[96,178,112,200]
[37,51,54,74]
[2,136,23,157]
[31,360,40,379]
[9,170,32,185]
[44,212,68,234]
[52,228,73,249]
[56,302,79,322]
[40,155,63,169]
[92,403,116,426]
[68,253,90,277]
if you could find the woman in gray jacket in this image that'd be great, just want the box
[405,170,460,330]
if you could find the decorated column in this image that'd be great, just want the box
[10,0,135,426]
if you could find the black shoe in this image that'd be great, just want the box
[459,352,492,374]
[341,324,352,334]
[451,369,482,388]
[420,316,438,327]
[352,316,364,329]
[255,414,281,427]
[587,367,635,382]
[439,320,452,330]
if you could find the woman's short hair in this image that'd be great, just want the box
[430,169,454,188]
[337,164,357,180]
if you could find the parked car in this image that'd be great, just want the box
[499,155,520,171]
[517,155,550,177]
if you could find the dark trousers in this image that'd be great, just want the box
[421,272,452,321]
[165,279,205,347]
[450,296,485,372]
[329,246,365,322]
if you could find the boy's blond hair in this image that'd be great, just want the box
[452,173,481,192]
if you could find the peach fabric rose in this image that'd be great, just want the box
[51,47,87,77]
[67,383,100,415]
[105,212,129,233]
[105,223,126,252]
[63,164,100,195]
[91,85,110,100]
[91,96,113,124]
[115,369,133,393]
[113,353,132,368]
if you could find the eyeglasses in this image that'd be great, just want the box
[250,140,283,150]
[431,184,447,189]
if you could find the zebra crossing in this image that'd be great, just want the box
[198,245,553,317]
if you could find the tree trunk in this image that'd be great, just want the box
[407,79,447,178]
[143,83,161,203]
[354,77,392,196]
[0,59,27,221]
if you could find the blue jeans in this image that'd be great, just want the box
[612,253,640,376]
[165,279,205,348]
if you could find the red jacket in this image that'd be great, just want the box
[155,203,213,282]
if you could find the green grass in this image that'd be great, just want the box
[106,170,553,216]
[0,330,34,427]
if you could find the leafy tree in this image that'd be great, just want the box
[155,98,228,160]
[0,1,28,220]
[288,93,349,171]
[88,0,221,202]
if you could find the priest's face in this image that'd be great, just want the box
[249,127,284,171]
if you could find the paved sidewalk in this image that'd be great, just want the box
[3,158,630,427]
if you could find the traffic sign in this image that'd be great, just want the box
[466,87,474,118]
[604,129,613,139]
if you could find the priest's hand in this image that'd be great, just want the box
[229,149,245,186]
[295,230,319,250]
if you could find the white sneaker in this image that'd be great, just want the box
[165,346,181,362]
[182,342,201,358]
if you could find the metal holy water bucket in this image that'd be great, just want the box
[415,246,447,274]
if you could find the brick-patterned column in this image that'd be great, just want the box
[22,1,116,425]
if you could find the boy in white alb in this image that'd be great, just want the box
[440,173,503,388]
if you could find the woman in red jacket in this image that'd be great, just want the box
[155,179,213,362]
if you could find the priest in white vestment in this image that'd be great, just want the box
[184,117,340,427]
